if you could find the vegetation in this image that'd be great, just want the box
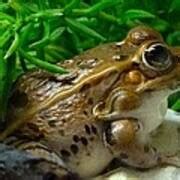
[0,0,180,121]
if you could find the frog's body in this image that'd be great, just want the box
[1,27,180,179]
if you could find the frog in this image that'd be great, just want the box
[1,26,180,179]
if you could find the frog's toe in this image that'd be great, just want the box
[158,154,180,168]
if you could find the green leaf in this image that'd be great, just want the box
[26,9,63,21]
[20,49,68,74]
[0,29,13,48]
[167,31,180,45]
[73,0,122,16]
[29,21,50,49]
[65,17,106,41]
[172,99,180,112]
[50,27,65,42]
[4,32,19,59]
[64,0,80,14]
[150,18,170,32]
[169,0,180,13]
[0,12,15,23]
[123,9,156,22]
[0,2,9,12]
[168,91,180,109]
[0,53,16,123]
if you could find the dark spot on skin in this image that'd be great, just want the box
[91,125,97,135]
[48,76,61,83]
[84,125,91,135]
[27,123,40,132]
[48,120,57,127]
[157,156,162,163]
[10,90,28,107]
[43,172,58,180]
[83,110,88,116]
[79,83,91,93]
[58,130,65,136]
[87,98,93,105]
[139,160,145,166]
[60,149,71,158]
[61,119,66,123]
[89,137,94,141]
[177,127,180,133]
[25,123,44,139]
[152,147,157,153]
[73,135,79,143]
[61,172,80,180]
[144,145,150,153]
[120,153,128,159]
[81,137,88,146]
[70,144,79,154]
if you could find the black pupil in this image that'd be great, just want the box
[144,45,170,68]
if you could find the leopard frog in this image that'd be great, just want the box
[1,26,180,179]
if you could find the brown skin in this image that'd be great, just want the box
[1,26,180,178]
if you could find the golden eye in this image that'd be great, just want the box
[142,43,172,71]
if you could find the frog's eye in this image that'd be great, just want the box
[142,43,172,71]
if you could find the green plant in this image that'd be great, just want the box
[0,0,180,122]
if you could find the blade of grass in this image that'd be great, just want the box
[0,54,16,124]
[19,49,68,74]
[50,27,65,42]
[4,32,19,59]
[64,0,80,14]
[123,9,156,22]
[171,99,180,112]
[72,0,121,16]
[65,17,106,41]
[29,21,50,49]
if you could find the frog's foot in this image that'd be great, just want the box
[158,153,180,168]
[8,140,79,179]
[115,142,180,170]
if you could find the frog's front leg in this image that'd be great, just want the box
[116,142,180,169]
[7,140,79,179]
[102,119,180,169]
[93,89,141,121]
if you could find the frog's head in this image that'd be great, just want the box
[94,26,180,142]
[116,26,180,91]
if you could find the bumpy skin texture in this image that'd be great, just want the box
[0,143,73,180]
[1,26,180,179]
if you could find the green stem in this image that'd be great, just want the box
[19,49,68,74]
